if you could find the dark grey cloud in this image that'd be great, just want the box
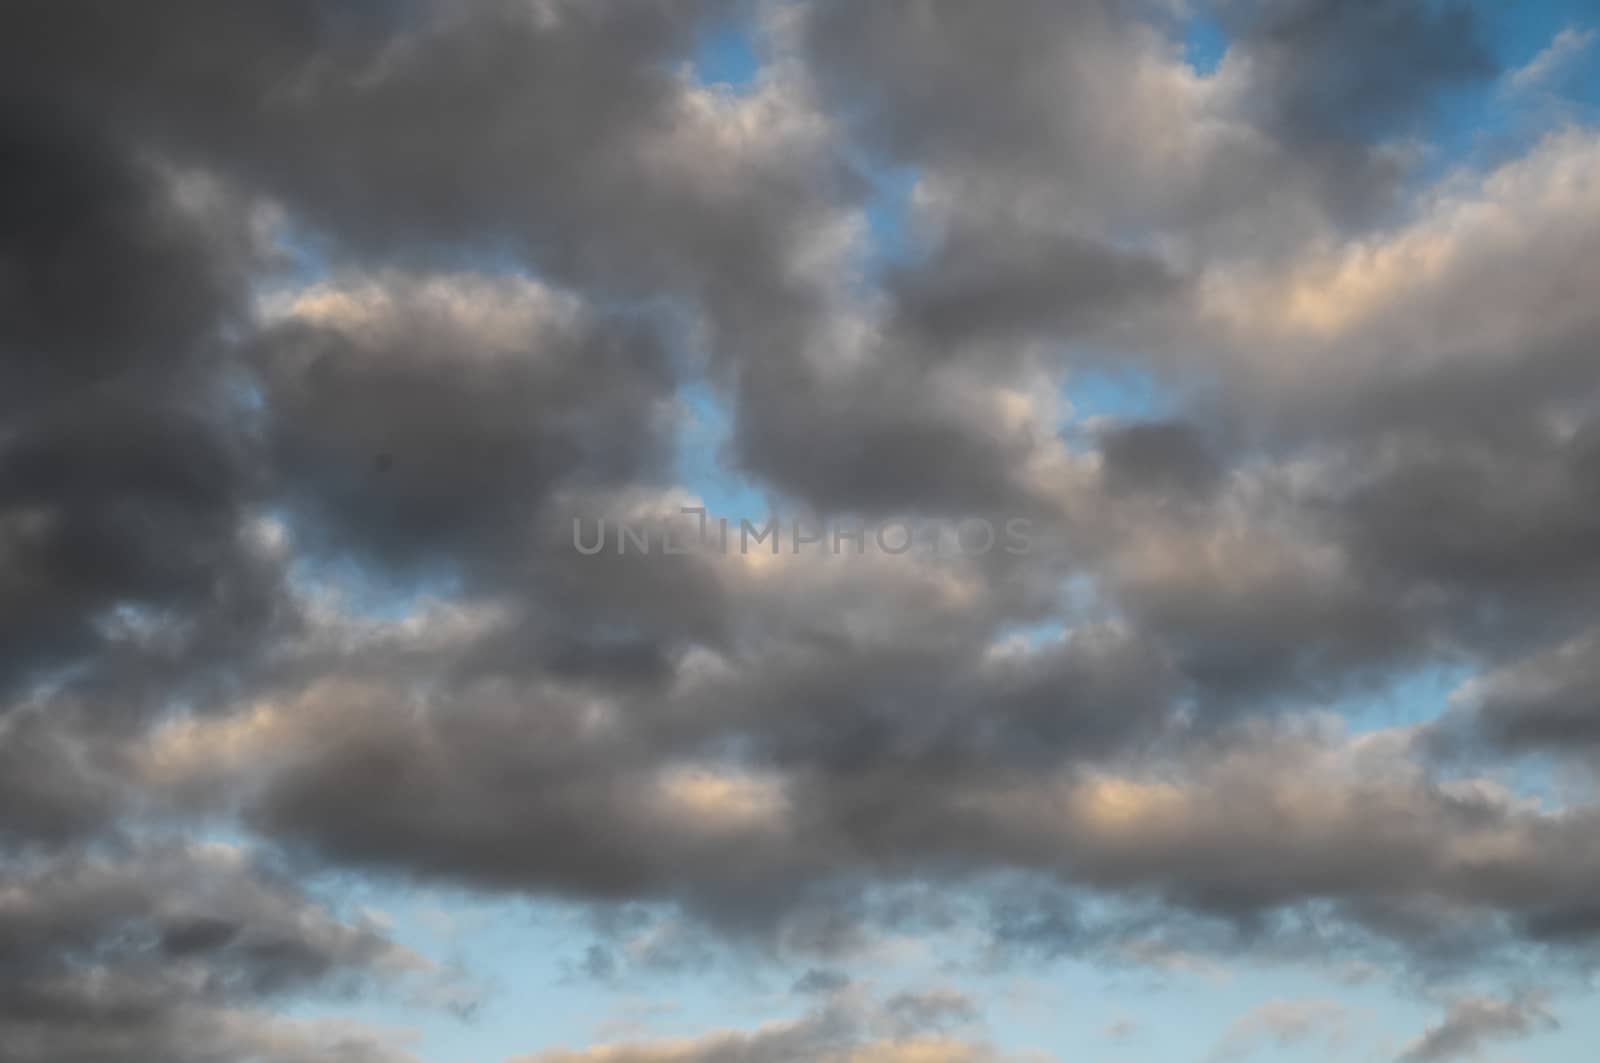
[1218,0,1496,145]
[0,839,430,1063]
[1334,423,1600,622]
[1195,0,1499,226]
[1397,991,1559,1063]
[0,703,125,847]
[1441,627,1600,753]
[1098,420,1224,501]
[1100,477,1431,704]
[177,614,1171,904]
[798,0,1478,259]
[0,104,249,412]
[0,0,848,341]
[124,616,1600,972]
[0,101,278,700]
[882,212,1182,363]
[729,363,1046,516]
[251,272,677,573]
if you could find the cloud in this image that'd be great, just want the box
[2,0,1600,1058]
[1506,28,1597,95]
[1397,992,1559,1062]
[508,990,1004,1063]
[1105,1017,1138,1040]
[1447,626,1600,753]
[1216,0,1495,147]
[1207,998,1351,1061]
[251,270,677,571]
[0,839,435,1063]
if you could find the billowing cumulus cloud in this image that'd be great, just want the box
[0,839,437,1063]
[4,0,1600,1059]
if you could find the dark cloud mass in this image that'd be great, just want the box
[1221,0,1496,143]
[4,0,1600,1059]
[0,840,430,1063]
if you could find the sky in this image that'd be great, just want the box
[3,2,1600,1062]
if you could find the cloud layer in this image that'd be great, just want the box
[4,1,1600,1059]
